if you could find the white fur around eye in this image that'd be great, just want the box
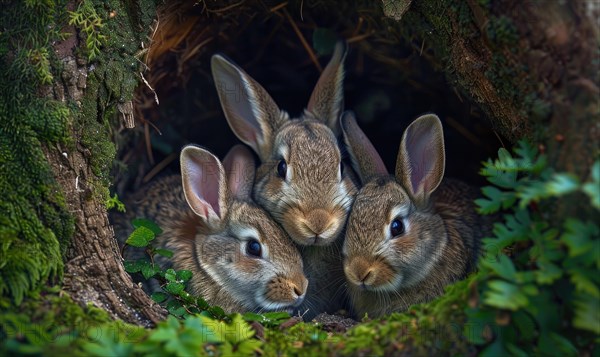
[384,205,411,241]
[233,226,270,259]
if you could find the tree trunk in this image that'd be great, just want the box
[40,2,167,326]
[402,0,599,178]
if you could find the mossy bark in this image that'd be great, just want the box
[45,1,167,326]
[400,0,599,179]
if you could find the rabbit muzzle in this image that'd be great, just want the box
[344,256,399,292]
[264,273,309,308]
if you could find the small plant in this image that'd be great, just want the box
[105,193,125,212]
[467,141,599,355]
[68,1,107,60]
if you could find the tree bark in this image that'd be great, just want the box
[405,0,599,178]
[40,7,166,327]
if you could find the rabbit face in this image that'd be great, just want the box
[211,42,357,247]
[343,178,447,292]
[180,145,308,312]
[254,120,355,246]
[194,201,308,311]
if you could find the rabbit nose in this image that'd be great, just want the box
[304,209,333,235]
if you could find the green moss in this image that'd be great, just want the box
[0,287,116,355]
[0,0,158,306]
[0,0,74,305]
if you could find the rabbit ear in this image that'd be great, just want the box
[307,41,346,135]
[211,55,285,160]
[222,145,255,200]
[395,114,445,207]
[341,111,388,183]
[180,145,229,226]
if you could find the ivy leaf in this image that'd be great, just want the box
[123,259,144,273]
[125,226,155,247]
[165,282,184,295]
[164,269,176,282]
[132,218,163,235]
[141,261,161,280]
[151,292,168,304]
[176,270,193,283]
[154,248,173,258]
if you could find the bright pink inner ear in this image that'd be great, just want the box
[181,147,225,220]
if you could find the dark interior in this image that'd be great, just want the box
[114,1,503,195]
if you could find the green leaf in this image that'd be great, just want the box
[544,173,579,196]
[208,306,226,319]
[534,260,562,284]
[480,254,516,280]
[176,270,193,282]
[582,181,600,209]
[132,218,163,235]
[573,293,600,334]
[125,226,155,247]
[151,292,168,303]
[236,339,263,355]
[164,282,184,295]
[123,259,144,273]
[476,186,516,214]
[568,269,600,298]
[154,248,173,258]
[483,280,529,310]
[164,268,176,282]
[561,219,598,257]
[141,262,161,280]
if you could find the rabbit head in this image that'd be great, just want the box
[179,144,308,311]
[211,42,356,246]
[340,112,447,294]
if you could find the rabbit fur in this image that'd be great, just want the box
[340,112,491,318]
[211,42,357,318]
[115,145,308,314]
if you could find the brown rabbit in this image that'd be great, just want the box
[340,112,489,318]
[117,145,308,313]
[211,42,357,318]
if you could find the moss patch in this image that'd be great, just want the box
[0,0,74,305]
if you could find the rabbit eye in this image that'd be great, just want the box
[277,159,287,179]
[246,239,262,258]
[390,218,405,238]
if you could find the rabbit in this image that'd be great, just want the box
[210,42,358,318]
[116,145,308,313]
[340,112,491,318]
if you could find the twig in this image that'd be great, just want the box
[282,8,322,72]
